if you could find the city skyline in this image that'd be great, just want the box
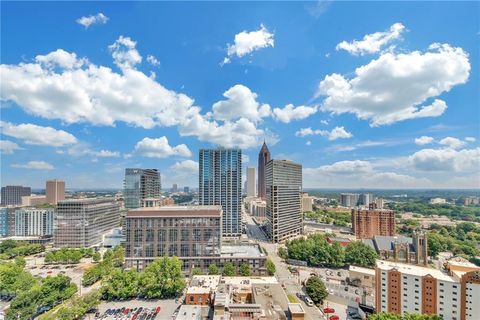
[1,2,479,190]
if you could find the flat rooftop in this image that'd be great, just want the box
[175,305,210,320]
[376,260,455,282]
[58,198,117,204]
[187,275,221,294]
[349,265,375,276]
[127,205,223,218]
[288,303,305,314]
[252,283,288,320]
[220,245,264,258]
[222,276,277,286]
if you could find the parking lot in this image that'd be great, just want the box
[91,299,181,320]
[24,254,99,294]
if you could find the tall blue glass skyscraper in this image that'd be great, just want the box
[199,148,242,237]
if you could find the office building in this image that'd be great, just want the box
[246,167,256,197]
[257,142,271,200]
[340,193,373,207]
[375,260,480,320]
[125,205,222,270]
[464,197,479,206]
[45,179,65,204]
[340,193,360,207]
[54,198,121,247]
[21,195,47,206]
[199,148,242,237]
[172,184,178,192]
[124,168,161,209]
[184,186,190,193]
[363,231,428,266]
[14,208,54,236]
[125,206,266,273]
[265,159,303,243]
[430,198,447,205]
[0,207,8,237]
[245,197,266,219]
[1,185,31,206]
[352,208,395,239]
[301,193,313,212]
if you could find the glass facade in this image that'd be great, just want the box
[199,148,242,237]
[124,168,161,209]
[0,207,8,237]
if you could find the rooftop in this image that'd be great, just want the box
[187,275,221,295]
[349,265,375,276]
[376,260,455,282]
[222,276,277,286]
[252,283,288,320]
[127,205,223,218]
[175,305,210,320]
[220,245,264,258]
[58,197,117,204]
[288,303,305,314]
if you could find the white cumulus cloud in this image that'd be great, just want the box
[295,126,352,141]
[0,121,77,147]
[212,84,271,122]
[109,36,142,70]
[303,159,429,188]
[76,13,109,29]
[317,43,470,126]
[147,55,160,66]
[11,161,54,170]
[438,137,467,149]
[223,24,274,64]
[415,136,434,145]
[336,22,406,56]
[0,140,22,154]
[272,104,317,123]
[134,137,192,158]
[0,38,275,150]
[409,147,480,172]
[465,137,476,142]
[171,160,199,174]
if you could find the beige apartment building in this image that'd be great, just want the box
[46,179,65,204]
[352,208,395,239]
[375,260,480,320]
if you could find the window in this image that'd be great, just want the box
[169,229,178,242]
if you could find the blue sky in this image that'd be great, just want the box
[1,1,479,189]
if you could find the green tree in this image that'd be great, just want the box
[278,247,288,259]
[138,257,185,299]
[305,276,328,304]
[92,252,101,263]
[208,264,219,275]
[100,269,138,300]
[191,267,203,276]
[368,313,401,320]
[344,241,378,267]
[223,263,236,276]
[266,258,276,276]
[239,263,252,276]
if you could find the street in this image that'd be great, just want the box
[243,212,327,320]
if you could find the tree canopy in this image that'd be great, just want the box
[305,276,328,304]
